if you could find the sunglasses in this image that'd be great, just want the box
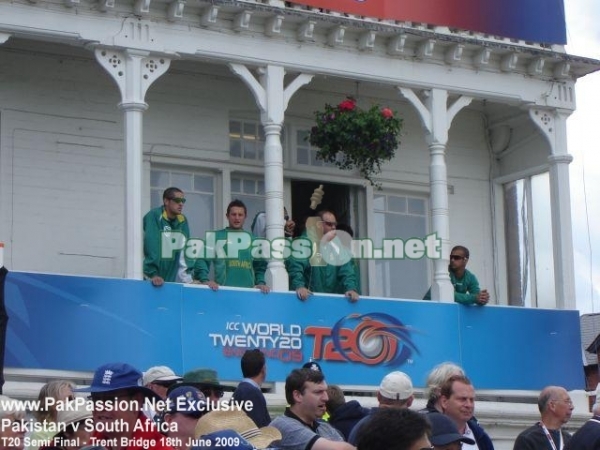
[449,255,465,261]
[169,197,186,204]
[321,220,337,227]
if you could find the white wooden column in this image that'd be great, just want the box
[229,64,313,291]
[529,108,575,310]
[399,88,472,302]
[95,48,171,279]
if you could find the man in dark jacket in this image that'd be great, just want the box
[326,385,369,440]
[231,349,271,427]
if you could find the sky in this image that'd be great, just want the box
[565,0,600,314]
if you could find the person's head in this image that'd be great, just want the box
[164,386,207,449]
[226,199,247,230]
[440,375,475,429]
[285,368,328,422]
[74,362,159,439]
[449,246,469,273]
[143,366,183,400]
[0,395,26,450]
[317,210,337,235]
[181,369,229,405]
[356,408,432,450]
[163,187,186,219]
[538,386,574,426]
[54,399,94,450]
[425,363,466,408]
[377,371,414,408]
[241,349,266,381]
[325,385,346,414]
[428,412,475,450]
[34,380,75,423]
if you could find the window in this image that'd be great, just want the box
[231,176,265,231]
[296,129,336,168]
[229,120,265,161]
[504,172,555,308]
[150,169,215,237]
[373,193,428,300]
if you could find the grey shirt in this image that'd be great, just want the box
[270,408,345,450]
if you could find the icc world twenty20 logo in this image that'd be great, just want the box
[305,313,419,365]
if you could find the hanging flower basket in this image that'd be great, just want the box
[307,97,402,187]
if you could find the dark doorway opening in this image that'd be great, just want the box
[290,181,351,236]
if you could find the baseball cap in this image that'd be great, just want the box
[166,386,207,418]
[73,362,158,399]
[302,361,323,373]
[143,366,183,385]
[379,371,413,400]
[428,413,475,446]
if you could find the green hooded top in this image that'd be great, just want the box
[422,268,481,304]
[193,228,267,288]
[143,206,190,282]
[287,233,358,294]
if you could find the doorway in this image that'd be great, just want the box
[290,180,352,236]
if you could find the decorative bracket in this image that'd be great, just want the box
[297,21,315,41]
[167,0,185,21]
[265,15,284,36]
[201,6,219,26]
[387,33,406,56]
[327,26,345,47]
[358,31,376,50]
[95,48,171,105]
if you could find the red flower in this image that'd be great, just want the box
[338,99,356,112]
[381,107,394,119]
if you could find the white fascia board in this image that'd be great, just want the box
[0,2,574,110]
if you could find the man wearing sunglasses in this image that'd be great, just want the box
[288,210,359,302]
[143,187,192,287]
[423,245,489,305]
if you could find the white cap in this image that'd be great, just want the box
[379,371,413,400]
[143,366,182,385]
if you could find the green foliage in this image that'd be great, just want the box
[307,97,402,187]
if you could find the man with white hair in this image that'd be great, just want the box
[513,385,573,450]
[421,362,465,413]
[348,371,414,445]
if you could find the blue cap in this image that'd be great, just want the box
[74,362,158,399]
[166,386,207,418]
[193,430,255,450]
[302,361,323,373]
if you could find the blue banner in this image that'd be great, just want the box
[5,272,583,390]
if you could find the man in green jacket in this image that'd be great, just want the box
[423,245,489,305]
[143,186,191,287]
[194,199,269,293]
[288,210,359,302]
